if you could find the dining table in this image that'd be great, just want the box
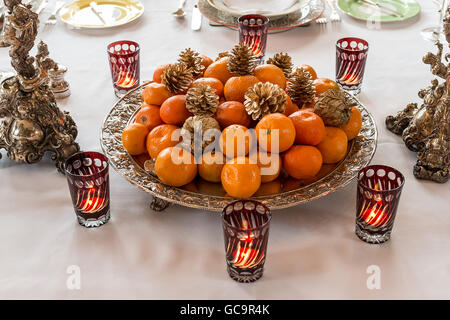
[1,0,449,300]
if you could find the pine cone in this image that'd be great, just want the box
[244,82,287,121]
[178,48,205,77]
[181,115,221,153]
[286,67,315,104]
[266,52,293,77]
[161,63,193,94]
[216,51,229,61]
[186,84,219,116]
[314,88,354,126]
[227,43,258,76]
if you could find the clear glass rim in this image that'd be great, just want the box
[357,164,405,192]
[221,199,272,231]
[65,151,109,178]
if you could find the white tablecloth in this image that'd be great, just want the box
[1,0,449,299]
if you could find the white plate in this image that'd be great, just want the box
[207,0,311,18]
[59,0,144,29]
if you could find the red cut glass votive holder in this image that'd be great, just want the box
[336,37,369,95]
[356,165,405,244]
[222,199,271,282]
[238,14,269,62]
[107,40,140,98]
[65,151,110,228]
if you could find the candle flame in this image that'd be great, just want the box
[242,37,263,57]
[359,202,389,227]
[116,71,137,88]
[76,186,108,214]
[233,243,264,269]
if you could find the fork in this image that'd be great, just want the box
[45,1,65,25]
[315,13,328,24]
[327,0,341,22]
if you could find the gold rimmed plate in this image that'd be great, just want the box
[59,0,144,29]
[100,82,378,212]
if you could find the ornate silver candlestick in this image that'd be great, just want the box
[0,0,79,172]
[386,6,450,184]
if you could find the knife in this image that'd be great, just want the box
[359,0,404,18]
[90,1,106,25]
[191,4,202,30]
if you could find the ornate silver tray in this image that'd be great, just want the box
[100,83,377,212]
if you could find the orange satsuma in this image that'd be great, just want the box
[283,145,323,179]
[160,95,192,126]
[298,64,318,80]
[219,124,253,158]
[191,77,224,97]
[198,151,226,183]
[215,101,251,128]
[155,147,197,187]
[146,124,181,159]
[255,113,295,153]
[135,104,162,131]
[254,64,286,89]
[221,157,261,198]
[122,122,150,155]
[142,82,173,106]
[204,57,234,84]
[153,64,170,83]
[340,106,362,140]
[313,78,339,96]
[200,54,214,70]
[316,127,348,164]
[284,95,300,116]
[254,151,281,183]
[224,75,260,103]
[289,110,325,146]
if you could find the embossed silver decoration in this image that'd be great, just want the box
[101,82,378,212]
[0,0,79,172]
[386,5,450,183]
[198,0,324,32]
[48,63,71,99]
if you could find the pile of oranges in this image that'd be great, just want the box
[122,52,362,198]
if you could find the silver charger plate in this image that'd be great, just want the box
[199,0,325,32]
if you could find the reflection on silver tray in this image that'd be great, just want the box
[100,82,378,212]
[198,0,325,32]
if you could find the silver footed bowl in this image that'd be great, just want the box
[100,83,377,212]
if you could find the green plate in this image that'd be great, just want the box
[337,0,420,22]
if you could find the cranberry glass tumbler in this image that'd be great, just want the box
[238,15,269,62]
[336,37,369,95]
[222,200,271,282]
[356,165,405,244]
[65,152,110,228]
[107,40,140,97]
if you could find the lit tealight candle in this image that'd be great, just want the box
[233,247,260,268]
[361,206,388,227]
[116,71,137,88]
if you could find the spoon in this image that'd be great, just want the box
[172,0,186,18]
